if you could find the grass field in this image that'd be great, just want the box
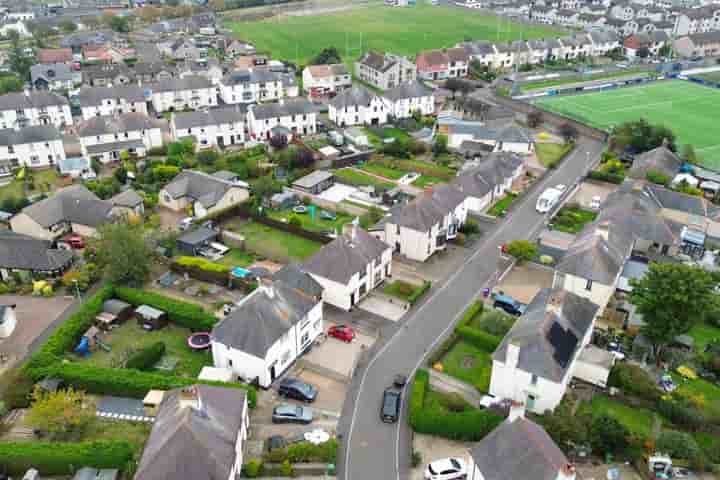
[534,80,720,170]
[333,168,395,189]
[693,71,720,83]
[267,204,354,233]
[225,2,562,64]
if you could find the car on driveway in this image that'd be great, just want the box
[272,404,313,424]
[380,388,401,423]
[492,294,526,316]
[278,378,318,403]
[328,324,356,343]
[424,457,467,480]
[62,234,85,249]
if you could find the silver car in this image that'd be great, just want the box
[272,404,313,424]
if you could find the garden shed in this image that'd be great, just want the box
[95,299,133,330]
[135,305,168,331]
[176,227,220,256]
[572,345,615,388]
[143,389,165,416]
[72,467,118,480]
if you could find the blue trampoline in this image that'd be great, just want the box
[232,267,251,278]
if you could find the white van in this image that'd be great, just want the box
[536,188,563,213]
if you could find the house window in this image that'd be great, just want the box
[585,279,593,291]
[531,374,538,385]
[8,146,13,154]
[313,320,321,331]
[301,332,310,346]
[228,359,233,367]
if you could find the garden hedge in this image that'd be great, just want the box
[175,256,231,274]
[408,281,432,305]
[455,326,502,353]
[459,301,484,328]
[0,440,133,476]
[125,342,166,371]
[114,286,217,331]
[587,170,625,185]
[608,363,661,403]
[29,363,257,408]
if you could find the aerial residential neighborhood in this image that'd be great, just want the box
[0,0,719,479]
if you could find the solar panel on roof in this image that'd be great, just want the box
[547,322,578,368]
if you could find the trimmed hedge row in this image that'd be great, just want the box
[588,170,625,185]
[456,326,502,353]
[408,281,432,305]
[125,342,166,371]
[114,286,217,331]
[29,363,257,408]
[175,256,231,274]
[409,369,503,441]
[0,441,133,476]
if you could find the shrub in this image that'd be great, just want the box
[114,286,217,331]
[408,281,431,305]
[476,310,515,337]
[590,415,628,454]
[646,169,670,186]
[540,254,554,265]
[0,440,133,476]
[125,342,166,371]
[280,459,293,476]
[506,240,538,262]
[148,146,167,156]
[459,219,479,235]
[411,403,503,441]
[607,363,661,402]
[175,256,231,274]
[657,398,704,430]
[287,439,338,463]
[588,170,625,184]
[656,431,702,461]
[427,334,459,367]
[243,459,262,478]
[456,326,501,352]
[409,369,429,421]
[288,215,302,227]
[459,301,484,328]
[0,368,35,409]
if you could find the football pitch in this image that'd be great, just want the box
[534,80,720,171]
[224,2,562,65]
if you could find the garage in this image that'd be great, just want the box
[573,345,615,388]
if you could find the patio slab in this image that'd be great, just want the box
[493,263,555,304]
[357,293,408,322]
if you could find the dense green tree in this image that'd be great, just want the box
[505,240,538,263]
[611,119,676,153]
[0,75,23,94]
[7,31,33,80]
[93,222,154,285]
[310,47,342,65]
[589,415,628,455]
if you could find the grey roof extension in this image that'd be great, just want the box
[77,113,155,137]
[0,125,61,146]
[383,81,433,102]
[0,230,73,271]
[330,85,378,109]
[628,145,682,179]
[163,170,243,209]
[78,85,146,107]
[250,99,316,121]
[0,91,68,110]
[173,105,246,130]
[385,184,466,232]
[19,184,113,228]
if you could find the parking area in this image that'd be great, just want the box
[493,262,555,304]
[157,207,187,230]
[317,183,358,203]
[357,292,408,322]
[410,433,470,480]
[300,324,376,382]
[0,295,73,371]
[569,179,617,209]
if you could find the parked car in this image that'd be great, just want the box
[328,324,356,343]
[278,378,318,403]
[179,217,195,231]
[424,457,467,480]
[63,234,85,249]
[607,342,626,361]
[536,187,563,213]
[381,388,401,423]
[493,294,526,316]
[590,196,601,210]
[272,404,313,424]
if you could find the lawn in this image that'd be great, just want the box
[84,420,152,455]
[551,205,597,234]
[693,432,720,463]
[364,127,413,148]
[534,80,720,170]
[333,168,395,190]
[360,163,408,180]
[520,70,651,92]
[535,142,572,168]
[225,2,562,64]
[440,340,493,393]
[233,220,323,261]
[267,204,354,233]
[74,322,213,378]
[487,192,517,216]
[0,169,60,203]
[412,175,446,188]
[671,373,720,419]
[692,71,720,83]
[217,248,257,268]
[383,280,422,301]
[686,323,720,357]
[580,395,658,438]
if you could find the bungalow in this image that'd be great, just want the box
[135,385,249,480]
[150,75,217,113]
[329,86,388,127]
[416,47,469,81]
[0,91,72,129]
[382,81,435,119]
[302,64,352,98]
[10,185,114,240]
[110,189,145,217]
[78,85,148,119]
[77,113,163,163]
[211,278,324,387]
[0,125,65,169]
[453,152,524,213]
[302,224,392,310]
[292,170,334,195]
[0,230,74,281]
[159,170,250,218]
[489,288,599,413]
[437,117,534,154]
[30,63,80,91]
[247,99,317,141]
[628,144,682,179]
[373,184,468,262]
[171,106,247,150]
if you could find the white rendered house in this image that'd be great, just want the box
[77,113,163,163]
[171,106,247,149]
[382,81,435,119]
[0,125,65,169]
[78,85,148,120]
[328,85,388,127]
[246,99,317,142]
[150,75,217,113]
[0,91,72,129]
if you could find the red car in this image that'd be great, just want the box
[63,234,85,249]
[328,325,356,343]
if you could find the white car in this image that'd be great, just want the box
[536,187,563,213]
[590,195,601,210]
[424,458,467,480]
[178,217,195,231]
[555,184,567,192]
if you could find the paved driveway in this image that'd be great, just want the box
[357,293,408,322]
[339,138,604,480]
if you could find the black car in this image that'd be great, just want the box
[492,294,526,316]
[381,388,401,423]
[278,378,318,403]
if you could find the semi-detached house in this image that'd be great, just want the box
[415,47,469,81]
[328,86,388,127]
[171,105,247,149]
[382,81,435,119]
[0,91,72,129]
[211,277,324,388]
[302,64,352,98]
[355,51,417,90]
[453,152,524,213]
[0,125,65,170]
[220,69,296,105]
[150,75,217,113]
[77,113,163,163]
[247,99,317,141]
[78,85,148,120]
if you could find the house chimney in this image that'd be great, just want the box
[179,385,201,411]
[342,222,358,242]
[505,341,520,369]
[508,401,525,422]
[546,292,563,317]
[259,277,275,299]
[595,220,610,241]
[558,463,577,480]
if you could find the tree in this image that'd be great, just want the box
[630,263,718,361]
[0,75,23,95]
[252,175,278,203]
[197,149,219,165]
[106,14,130,33]
[93,222,154,285]
[269,133,288,150]
[610,119,676,154]
[59,20,77,33]
[433,134,448,156]
[527,111,543,128]
[505,240,538,263]
[310,47,342,65]
[658,43,672,59]
[589,415,628,454]
[558,123,578,144]
[8,31,33,80]
[25,386,96,440]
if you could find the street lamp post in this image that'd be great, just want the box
[72,279,81,301]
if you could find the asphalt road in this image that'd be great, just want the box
[339,137,604,480]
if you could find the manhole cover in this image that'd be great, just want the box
[461,356,475,368]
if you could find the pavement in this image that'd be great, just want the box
[338,137,604,480]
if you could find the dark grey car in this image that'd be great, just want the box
[272,404,314,424]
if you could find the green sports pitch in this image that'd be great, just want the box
[534,80,720,171]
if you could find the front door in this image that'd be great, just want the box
[350,292,355,307]
[527,394,537,411]
[270,363,277,382]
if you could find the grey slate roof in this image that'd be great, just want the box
[358,51,396,72]
[330,85,378,109]
[177,226,218,246]
[383,81,433,102]
[221,68,282,86]
[645,183,707,216]
[163,170,242,209]
[493,288,599,382]
[292,170,333,189]
[453,152,523,198]
[85,139,145,155]
[31,62,75,84]
[0,91,68,110]
[20,184,113,228]
[469,417,569,480]
[78,85,146,107]
[151,75,213,93]
[385,184,466,232]
[212,281,319,358]
[302,226,388,284]
[251,99,316,121]
[0,125,61,146]
[111,189,143,208]
[173,105,246,130]
[272,263,323,298]
[135,384,247,480]
[629,146,682,179]
[77,113,155,137]
[0,230,73,271]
